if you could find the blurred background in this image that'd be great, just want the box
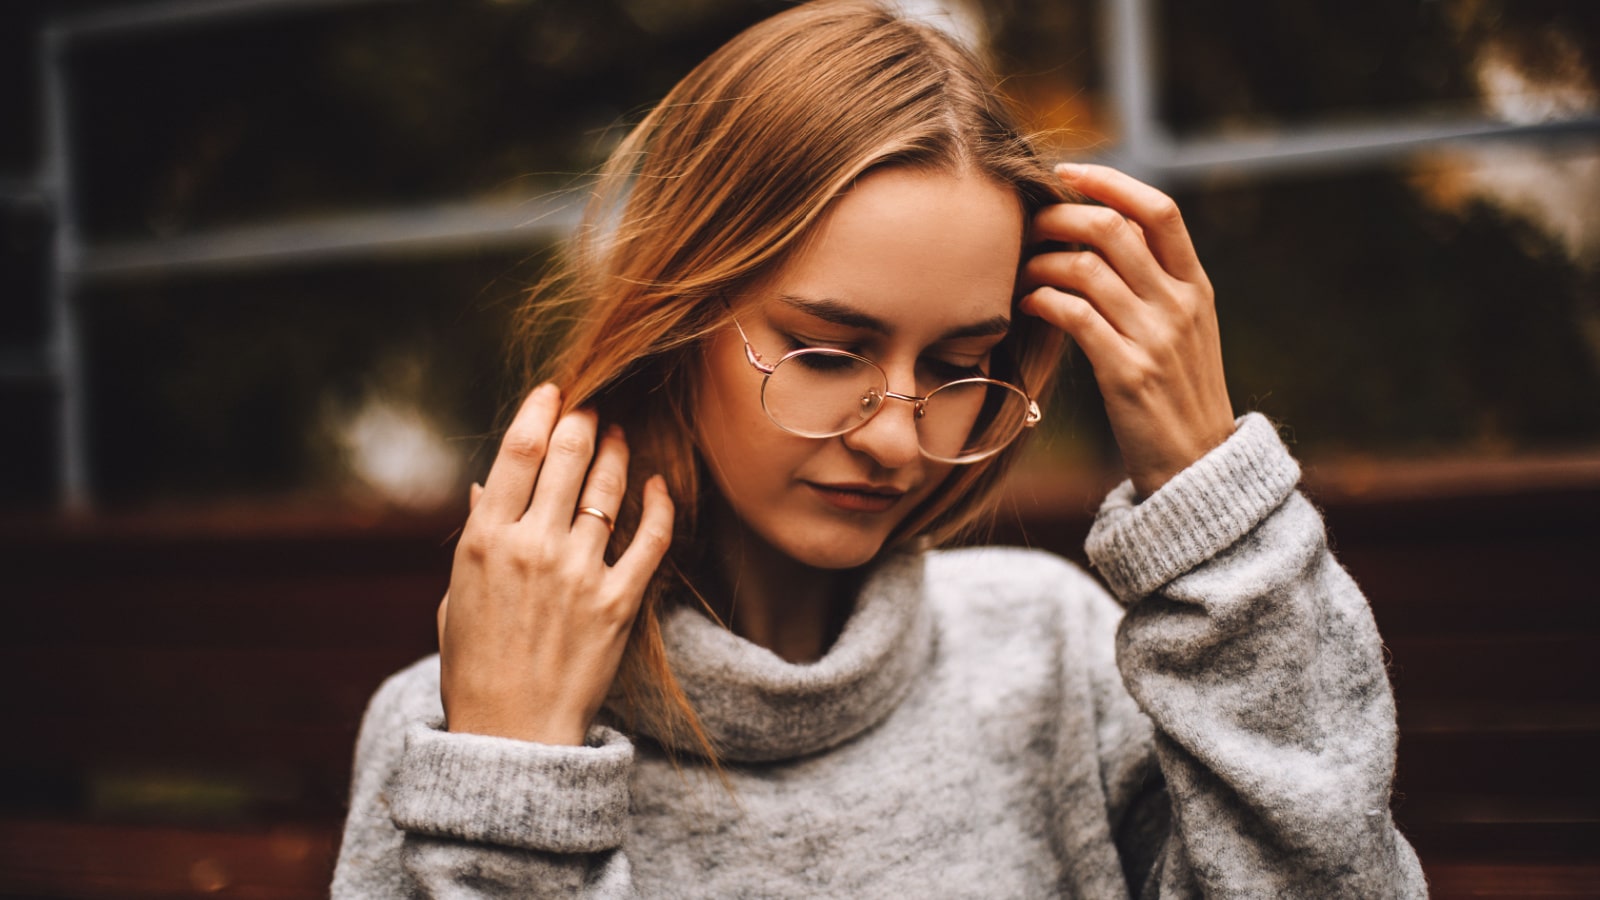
[1,0,1596,896]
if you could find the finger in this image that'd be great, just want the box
[469,482,483,512]
[570,424,630,552]
[477,384,562,522]
[1019,285,1127,370]
[610,475,675,592]
[1021,249,1147,337]
[1030,203,1168,300]
[523,408,600,532]
[1054,164,1205,284]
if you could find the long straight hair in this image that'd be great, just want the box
[510,0,1070,760]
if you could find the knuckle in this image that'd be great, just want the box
[586,470,626,498]
[1150,194,1183,226]
[1112,353,1158,398]
[508,536,556,573]
[550,429,593,459]
[635,525,672,556]
[457,527,494,563]
[1146,319,1179,352]
[1060,297,1094,327]
[501,427,548,461]
[1088,208,1127,241]
[559,553,599,583]
[1036,203,1070,235]
[597,587,643,624]
[1066,252,1103,282]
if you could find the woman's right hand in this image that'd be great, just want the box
[436,383,675,745]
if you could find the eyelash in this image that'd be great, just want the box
[782,336,988,381]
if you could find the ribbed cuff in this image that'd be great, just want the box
[389,722,633,854]
[1085,413,1301,602]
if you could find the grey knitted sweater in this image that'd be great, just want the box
[332,414,1427,898]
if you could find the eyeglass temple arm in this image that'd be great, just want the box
[730,313,777,375]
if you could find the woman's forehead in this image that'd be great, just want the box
[759,169,1022,331]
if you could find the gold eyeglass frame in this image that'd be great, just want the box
[728,312,1042,464]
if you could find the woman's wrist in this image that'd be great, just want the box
[447,705,591,746]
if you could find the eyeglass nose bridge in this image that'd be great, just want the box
[859,386,930,423]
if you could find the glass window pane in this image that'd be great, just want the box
[1177,146,1600,459]
[68,0,791,241]
[80,249,536,509]
[0,384,56,509]
[1,201,50,351]
[1156,1,1600,134]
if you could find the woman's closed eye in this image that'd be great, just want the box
[789,348,862,374]
[921,357,987,384]
[780,336,864,372]
[780,335,989,385]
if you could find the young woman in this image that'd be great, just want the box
[333,2,1426,896]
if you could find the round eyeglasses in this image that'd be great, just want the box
[731,316,1041,464]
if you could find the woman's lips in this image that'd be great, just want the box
[805,482,906,513]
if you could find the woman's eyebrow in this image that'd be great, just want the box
[777,294,1010,341]
[940,316,1011,342]
[778,295,888,333]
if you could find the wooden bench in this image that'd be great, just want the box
[1,474,1596,898]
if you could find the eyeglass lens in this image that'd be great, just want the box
[760,350,1030,463]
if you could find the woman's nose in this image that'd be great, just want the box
[840,390,922,469]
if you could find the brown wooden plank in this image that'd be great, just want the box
[1340,540,1598,635]
[6,573,443,650]
[1424,862,1600,898]
[0,818,337,900]
[1395,732,1600,798]
[1386,635,1600,705]
[0,648,428,726]
[0,718,359,768]
[1403,821,1600,864]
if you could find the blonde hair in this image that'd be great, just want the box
[510,0,1069,759]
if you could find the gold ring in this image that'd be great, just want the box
[575,506,615,533]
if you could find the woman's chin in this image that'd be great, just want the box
[775,531,891,572]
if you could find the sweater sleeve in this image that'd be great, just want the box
[331,656,639,898]
[1084,413,1427,899]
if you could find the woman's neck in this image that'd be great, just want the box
[702,503,861,663]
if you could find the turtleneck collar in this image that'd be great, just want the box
[641,551,933,763]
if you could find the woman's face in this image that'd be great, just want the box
[694,166,1024,571]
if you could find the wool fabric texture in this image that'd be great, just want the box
[333,413,1426,898]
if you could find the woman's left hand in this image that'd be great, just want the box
[1020,163,1236,498]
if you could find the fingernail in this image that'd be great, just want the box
[607,423,624,439]
[1055,163,1083,178]
[536,382,559,398]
